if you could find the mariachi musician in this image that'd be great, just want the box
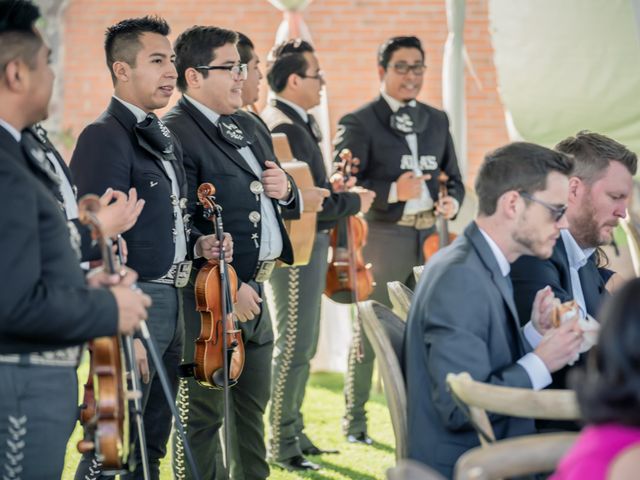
[164,26,298,480]
[333,36,465,443]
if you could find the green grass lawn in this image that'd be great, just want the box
[63,369,394,479]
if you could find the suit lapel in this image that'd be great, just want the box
[465,222,524,352]
[178,97,257,179]
[578,254,607,315]
[107,98,172,182]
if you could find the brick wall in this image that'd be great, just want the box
[60,0,509,186]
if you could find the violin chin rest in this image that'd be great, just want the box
[211,368,239,389]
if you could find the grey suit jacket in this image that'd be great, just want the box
[404,221,535,478]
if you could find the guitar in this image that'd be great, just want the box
[272,133,318,266]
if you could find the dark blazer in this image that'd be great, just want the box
[404,222,534,478]
[163,97,296,283]
[70,98,195,280]
[262,100,361,231]
[334,96,464,223]
[0,126,117,354]
[22,125,100,262]
[511,236,608,390]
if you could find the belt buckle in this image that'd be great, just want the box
[254,260,275,283]
[415,211,435,230]
[174,261,193,288]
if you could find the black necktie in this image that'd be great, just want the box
[134,112,176,162]
[307,114,323,143]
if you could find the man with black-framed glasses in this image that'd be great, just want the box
[163,26,299,480]
[332,35,465,445]
[511,131,637,419]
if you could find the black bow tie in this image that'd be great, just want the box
[134,113,176,162]
[390,106,418,135]
[217,115,250,148]
[307,114,323,143]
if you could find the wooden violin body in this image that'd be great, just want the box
[192,182,245,389]
[324,149,375,304]
[194,261,244,388]
[76,195,129,469]
[422,172,457,261]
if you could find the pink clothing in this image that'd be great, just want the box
[551,424,640,480]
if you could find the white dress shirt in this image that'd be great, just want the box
[113,96,187,263]
[184,95,283,261]
[479,228,552,390]
[560,229,595,319]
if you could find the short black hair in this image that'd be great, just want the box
[573,278,640,427]
[174,25,238,92]
[378,36,424,70]
[555,130,637,184]
[236,31,254,65]
[266,39,314,94]
[104,16,170,84]
[0,0,42,73]
[475,142,574,216]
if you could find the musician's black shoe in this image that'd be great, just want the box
[302,444,340,456]
[346,432,373,445]
[274,455,320,471]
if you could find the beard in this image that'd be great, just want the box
[571,195,616,248]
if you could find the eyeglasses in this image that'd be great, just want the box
[299,70,325,82]
[195,63,248,80]
[519,192,568,222]
[390,62,426,75]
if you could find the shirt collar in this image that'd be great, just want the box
[275,95,308,123]
[478,227,511,276]
[184,94,221,126]
[0,118,21,142]
[112,95,148,123]
[561,229,596,269]
[380,88,417,113]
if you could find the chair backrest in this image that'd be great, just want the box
[454,432,578,480]
[358,300,407,459]
[413,265,424,283]
[387,459,447,480]
[446,372,580,445]
[387,281,413,321]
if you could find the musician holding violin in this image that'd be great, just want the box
[163,27,298,480]
[0,3,150,479]
[333,36,465,444]
[71,17,229,480]
[261,39,375,472]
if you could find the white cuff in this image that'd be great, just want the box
[388,182,399,203]
[524,321,544,349]
[517,353,552,390]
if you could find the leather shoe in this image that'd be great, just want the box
[274,455,320,471]
[302,444,340,456]
[346,432,373,445]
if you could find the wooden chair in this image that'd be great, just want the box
[413,265,424,283]
[387,281,413,321]
[446,372,580,479]
[358,300,407,460]
[454,433,577,480]
[387,459,446,480]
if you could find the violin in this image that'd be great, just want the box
[324,149,375,304]
[422,172,457,261]
[193,183,244,389]
[76,195,130,470]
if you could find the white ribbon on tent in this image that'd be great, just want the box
[265,0,352,373]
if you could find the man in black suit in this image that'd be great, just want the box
[71,17,226,480]
[512,131,637,393]
[0,2,149,478]
[405,142,584,478]
[164,26,298,480]
[333,36,466,442]
[261,39,376,471]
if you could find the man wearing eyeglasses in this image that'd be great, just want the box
[163,26,298,480]
[405,142,584,477]
[332,35,465,445]
[511,132,636,408]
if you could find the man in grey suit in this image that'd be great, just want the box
[405,142,585,478]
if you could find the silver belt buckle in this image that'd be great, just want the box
[414,211,436,230]
[174,260,193,288]
[254,260,276,283]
